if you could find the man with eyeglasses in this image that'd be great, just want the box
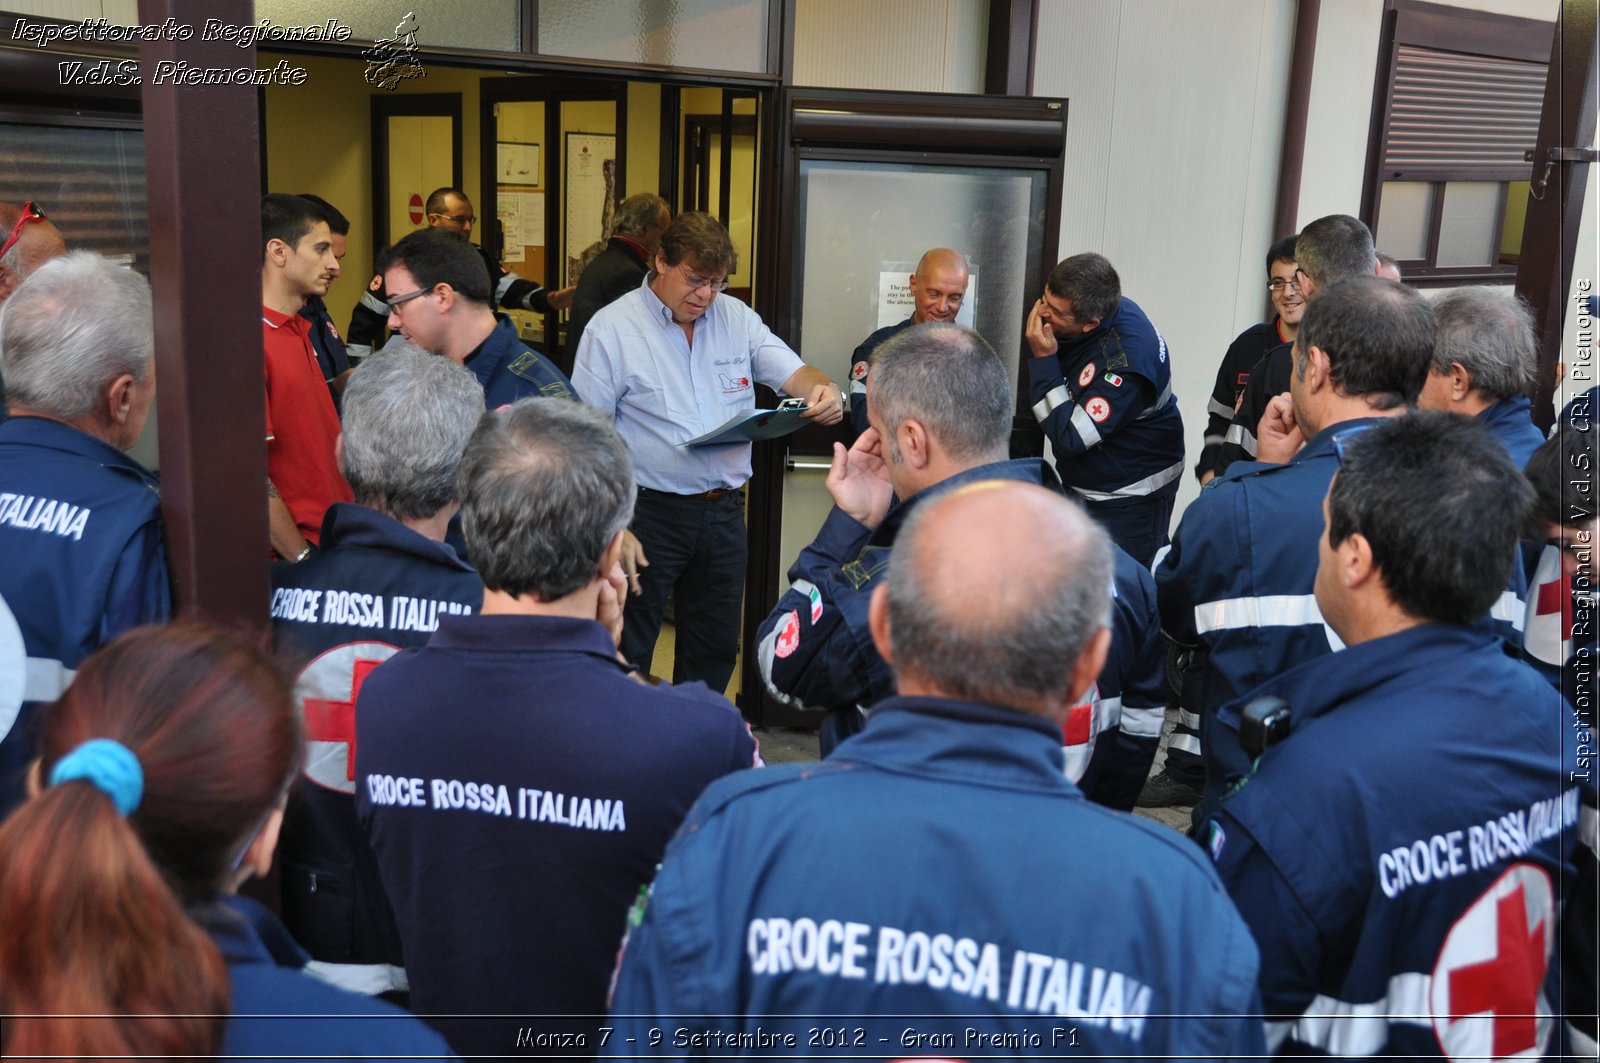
[1155,276,1436,826]
[379,227,575,410]
[573,211,844,693]
[347,186,575,354]
[0,201,68,416]
[1194,236,1303,486]
[1213,214,1387,473]
[1024,251,1185,568]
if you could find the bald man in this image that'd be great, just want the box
[606,481,1264,1059]
[0,201,68,413]
[847,247,969,435]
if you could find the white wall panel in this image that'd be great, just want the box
[1035,0,1294,521]
[793,0,986,93]
[1296,0,1384,225]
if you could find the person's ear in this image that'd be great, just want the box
[900,418,933,470]
[1448,362,1474,401]
[105,373,136,427]
[1339,532,1376,591]
[868,583,893,665]
[1306,345,1332,392]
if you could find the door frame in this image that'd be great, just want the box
[743,87,1068,726]
[369,93,463,253]
[480,76,628,361]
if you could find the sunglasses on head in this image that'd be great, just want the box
[0,201,46,262]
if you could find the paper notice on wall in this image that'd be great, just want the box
[499,190,546,248]
[497,142,539,184]
[877,269,977,329]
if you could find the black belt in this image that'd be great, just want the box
[640,486,739,502]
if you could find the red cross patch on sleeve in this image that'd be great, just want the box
[774,610,801,658]
[1078,362,1097,389]
[1086,396,1112,423]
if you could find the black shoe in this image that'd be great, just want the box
[1137,769,1203,808]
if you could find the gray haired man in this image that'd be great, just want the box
[566,192,672,358]
[270,344,487,996]
[1417,286,1544,467]
[354,398,759,1058]
[0,250,167,814]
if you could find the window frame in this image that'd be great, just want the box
[1360,0,1555,286]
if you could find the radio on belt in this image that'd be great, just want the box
[1238,695,1291,760]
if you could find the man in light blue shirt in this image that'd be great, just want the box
[574,211,843,693]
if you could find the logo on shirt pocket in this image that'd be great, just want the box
[719,371,751,394]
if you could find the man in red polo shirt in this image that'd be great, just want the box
[262,194,352,560]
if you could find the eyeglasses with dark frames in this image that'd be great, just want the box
[385,286,435,313]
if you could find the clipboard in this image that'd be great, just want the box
[683,403,812,448]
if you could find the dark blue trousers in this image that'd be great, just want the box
[620,488,746,694]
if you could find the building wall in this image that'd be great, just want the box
[785,0,1588,557]
[792,0,987,92]
[1034,0,1297,520]
[1297,0,1592,426]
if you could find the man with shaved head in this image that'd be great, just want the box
[606,481,1264,1059]
[847,247,969,435]
[0,201,68,413]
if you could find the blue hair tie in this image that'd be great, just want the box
[48,738,144,816]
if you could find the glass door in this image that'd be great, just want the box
[744,89,1067,726]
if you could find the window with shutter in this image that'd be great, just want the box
[1362,0,1554,285]
[0,121,148,276]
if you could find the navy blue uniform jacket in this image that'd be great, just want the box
[354,613,758,1058]
[467,315,578,409]
[0,416,170,813]
[753,457,1165,809]
[605,696,1265,1061]
[271,502,483,991]
[1157,418,1528,819]
[1026,296,1184,500]
[1205,623,1596,1059]
[206,896,456,1060]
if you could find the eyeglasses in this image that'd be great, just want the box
[434,213,476,226]
[0,201,46,262]
[385,286,435,313]
[1267,278,1297,293]
[676,263,730,293]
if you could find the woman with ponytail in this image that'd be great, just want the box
[0,623,454,1060]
